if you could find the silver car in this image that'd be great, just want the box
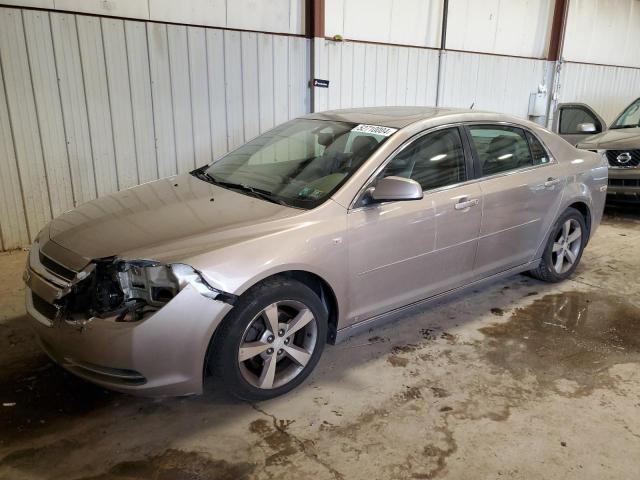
[24,107,607,400]
[554,97,640,200]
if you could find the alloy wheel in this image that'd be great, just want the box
[237,300,317,390]
[551,218,582,274]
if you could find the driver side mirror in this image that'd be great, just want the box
[577,122,597,133]
[370,176,423,202]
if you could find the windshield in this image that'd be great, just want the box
[611,98,640,129]
[194,119,393,209]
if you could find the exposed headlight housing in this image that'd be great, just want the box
[84,259,235,323]
[117,260,179,308]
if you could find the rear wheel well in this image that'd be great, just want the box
[567,202,591,240]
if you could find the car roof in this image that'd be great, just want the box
[303,106,498,129]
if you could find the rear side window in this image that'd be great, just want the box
[469,126,533,176]
[525,131,550,165]
[380,127,466,191]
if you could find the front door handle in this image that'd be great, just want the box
[454,198,479,210]
[544,177,562,188]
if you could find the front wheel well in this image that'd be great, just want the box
[203,270,339,383]
[566,202,591,241]
[277,271,339,344]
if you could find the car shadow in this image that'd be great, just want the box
[603,202,640,224]
[0,274,557,448]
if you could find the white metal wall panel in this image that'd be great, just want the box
[272,35,290,125]
[55,0,149,19]
[563,0,640,68]
[0,9,52,240]
[0,0,53,7]
[289,36,309,118]
[205,29,228,160]
[5,1,305,34]
[0,6,311,250]
[147,22,177,178]
[258,34,275,134]
[313,40,439,112]
[241,32,261,141]
[148,0,226,28]
[102,18,139,189]
[22,10,74,217]
[227,0,299,35]
[50,13,98,205]
[187,27,214,169]
[0,57,29,249]
[74,15,119,197]
[224,30,245,151]
[124,20,158,183]
[149,0,305,35]
[167,25,196,174]
[556,62,640,124]
[325,0,443,48]
[438,51,549,118]
[446,0,554,58]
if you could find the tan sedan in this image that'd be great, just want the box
[24,107,607,400]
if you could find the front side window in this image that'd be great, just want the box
[611,98,640,129]
[469,126,533,176]
[197,119,391,209]
[378,127,466,191]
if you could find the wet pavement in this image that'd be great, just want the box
[1,206,639,479]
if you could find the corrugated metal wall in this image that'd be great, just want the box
[0,0,307,35]
[313,40,439,112]
[439,51,551,118]
[312,41,550,120]
[324,0,443,48]
[3,1,639,251]
[563,0,640,69]
[446,0,554,58]
[555,62,640,124]
[0,6,310,250]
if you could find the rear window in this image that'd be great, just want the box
[525,131,550,165]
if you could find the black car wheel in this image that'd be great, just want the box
[209,277,327,401]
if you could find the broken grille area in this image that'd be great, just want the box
[39,252,76,281]
[32,292,59,320]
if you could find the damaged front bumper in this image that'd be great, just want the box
[23,240,235,396]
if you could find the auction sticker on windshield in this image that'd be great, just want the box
[351,124,398,137]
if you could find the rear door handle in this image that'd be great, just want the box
[454,198,479,210]
[544,177,562,188]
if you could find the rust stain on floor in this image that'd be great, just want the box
[78,449,255,480]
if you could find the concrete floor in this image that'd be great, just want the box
[1,206,639,480]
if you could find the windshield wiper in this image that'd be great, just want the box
[610,125,639,129]
[191,168,217,183]
[195,173,285,206]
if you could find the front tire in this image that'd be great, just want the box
[210,277,327,401]
[529,207,587,283]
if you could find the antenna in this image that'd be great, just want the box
[469,102,475,109]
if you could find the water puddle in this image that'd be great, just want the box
[480,292,640,395]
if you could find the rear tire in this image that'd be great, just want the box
[209,277,327,401]
[529,207,587,283]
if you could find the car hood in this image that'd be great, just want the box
[577,128,640,149]
[45,174,300,261]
